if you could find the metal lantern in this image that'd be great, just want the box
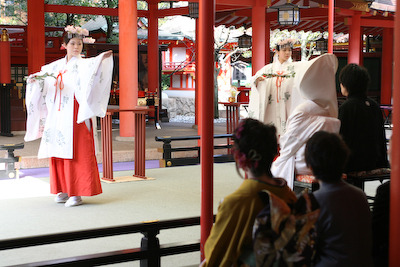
[271,2,301,26]
[315,36,328,52]
[188,2,199,19]
[238,32,252,49]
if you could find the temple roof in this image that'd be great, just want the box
[213,0,395,36]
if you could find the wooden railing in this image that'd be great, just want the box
[100,107,153,181]
[0,216,207,267]
[162,61,195,72]
[155,134,234,167]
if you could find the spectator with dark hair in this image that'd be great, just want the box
[338,63,389,173]
[201,118,297,267]
[305,131,373,267]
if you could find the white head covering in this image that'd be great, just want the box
[290,54,339,117]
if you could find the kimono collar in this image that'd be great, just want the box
[64,54,82,65]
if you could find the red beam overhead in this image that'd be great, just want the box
[216,4,250,12]
[345,17,395,28]
[232,9,252,17]
[301,21,324,31]
[158,6,188,17]
[216,0,255,6]
[44,4,147,17]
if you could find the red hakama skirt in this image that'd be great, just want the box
[49,99,102,196]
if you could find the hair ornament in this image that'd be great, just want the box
[82,37,96,44]
[248,149,262,161]
[64,25,95,43]
[276,38,296,50]
[235,126,244,139]
[233,149,249,169]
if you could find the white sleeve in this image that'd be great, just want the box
[76,52,114,123]
[24,68,51,142]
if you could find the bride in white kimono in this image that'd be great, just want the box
[271,54,341,189]
[248,39,296,136]
[24,26,113,207]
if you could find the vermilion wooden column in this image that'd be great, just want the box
[27,0,45,74]
[148,0,159,119]
[195,18,199,128]
[252,1,266,74]
[119,0,138,137]
[0,30,11,83]
[389,0,400,264]
[348,12,362,64]
[265,18,271,64]
[0,29,12,136]
[328,0,334,53]
[381,28,393,105]
[199,0,215,260]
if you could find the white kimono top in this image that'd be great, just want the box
[248,59,296,136]
[24,52,113,159]
[271,101,340,189]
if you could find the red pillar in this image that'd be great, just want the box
[389,0,400,265]
[252,1,266,75]
[27,0,45,74]
[265,18,271,64]
[119,0,138,137]
[199,0,215,260]
[328,0,334,53]
[348,12,362,64]
[195,18,199,128]
[0,29,11,83]
[381,28,393,105]
[148,0,159,119]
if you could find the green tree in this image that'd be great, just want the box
[1,0,27,24]
[1,0,95,26]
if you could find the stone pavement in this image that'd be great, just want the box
[0,162,244,266]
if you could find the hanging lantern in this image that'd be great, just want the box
[188,2,199,19]
[238,32,252,49]
[271,2,301,26]
[315,36,328,53]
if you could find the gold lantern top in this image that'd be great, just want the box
[1,29,9,42]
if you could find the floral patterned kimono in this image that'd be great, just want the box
[24,52,113,196]
[248,58,296,136]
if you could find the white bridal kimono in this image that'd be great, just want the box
[24,52,113,159]
[271,54,340,188]
[248,57,295,136]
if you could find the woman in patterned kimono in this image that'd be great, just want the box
[201,119,296,267]
[24,26,113,207]
[248,39,296,137]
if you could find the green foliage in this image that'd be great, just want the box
[44,0,96,27]
[0,0,27,24]
[161,74,171,91]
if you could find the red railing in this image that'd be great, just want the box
[219,102,241,153]
[162,61,195,72]
[100,107,153,182]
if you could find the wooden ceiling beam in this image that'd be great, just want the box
[345,17,394,28]
[158,6,188,17]
[44,4,148,17]
[216,0,255,7]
